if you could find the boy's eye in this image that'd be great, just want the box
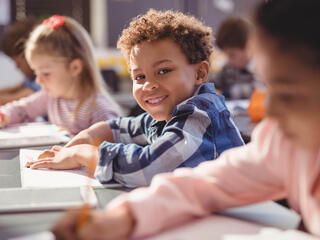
[158,68,171,75]
[134,74,145,81]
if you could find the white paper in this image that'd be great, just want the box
[224,228,318,240]
[8,231,54,240]
[20,149,102,188]
[0,122,70,149]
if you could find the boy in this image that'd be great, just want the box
[28,9,243,188]
[212,17,256,99]
[0,18,40,105]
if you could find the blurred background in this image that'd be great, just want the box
[0,0,262,114]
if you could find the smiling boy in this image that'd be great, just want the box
[28,9,244,188]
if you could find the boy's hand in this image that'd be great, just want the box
[26,144,98,170]
[52,203,135,240]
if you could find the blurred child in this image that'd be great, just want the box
[212,17,256,99]
[27,9,244,187]
[52,0,320,239]
[0,15,120,134]
[0,18,40,105]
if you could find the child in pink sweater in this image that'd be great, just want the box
[52,0,320,238]
[0,15,120,134]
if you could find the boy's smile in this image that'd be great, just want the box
[129,39,205,122]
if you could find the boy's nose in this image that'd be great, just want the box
[143,80,158,91]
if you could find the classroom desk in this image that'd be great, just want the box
[0,147,127,240]
[0,147,303,240]
[225,99,257,142]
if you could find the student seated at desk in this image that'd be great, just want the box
[211,17,257,100]
[27,9,244,188]
[51,0,320,239]
[0,15,120,135]
[0,18,41,105]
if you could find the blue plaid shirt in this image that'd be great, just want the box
[95,83,243,187]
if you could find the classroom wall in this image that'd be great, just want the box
[0,52,23,89]
[105,0,263,47]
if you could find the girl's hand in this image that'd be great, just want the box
[0,112,9,128]
[52,203,135,240]
[27,144,98,170]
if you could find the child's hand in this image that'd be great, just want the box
[26,145,95,170]
[52,203,135,240]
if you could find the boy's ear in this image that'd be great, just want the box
[69,58,83,77]
[195,61,209,86]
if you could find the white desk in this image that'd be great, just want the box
[8,201,309,240]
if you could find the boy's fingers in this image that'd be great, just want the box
[38,149,55,160]
[52,145,62,152]
[30,159,56,169]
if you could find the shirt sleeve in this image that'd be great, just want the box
[1,91,48,124]
[107,119,286,238]
[95,104,213,188]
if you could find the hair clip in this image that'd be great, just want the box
[43,15,65,29]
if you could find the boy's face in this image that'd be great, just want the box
[223,47,250,70]
[252,33,320,150]
[129,39,204,122]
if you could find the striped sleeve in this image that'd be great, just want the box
[95,105,212,188]
[1,91,48,124]
[107,112,152,145]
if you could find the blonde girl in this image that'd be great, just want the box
[0,15,120,134]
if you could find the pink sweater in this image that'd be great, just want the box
[109,119,320,238]
[1,91,118,134]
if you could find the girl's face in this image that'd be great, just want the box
[129,39,205,122]
[29,54,81,99]
[252,33,320,150]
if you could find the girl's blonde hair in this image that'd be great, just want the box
[25,15,121,117]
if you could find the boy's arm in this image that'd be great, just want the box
[95,105,228,187]
[0,83,24,94]
[107,119,286,238]
[65,121,114,147]
[65,113,150,148]
[0,87,34,105]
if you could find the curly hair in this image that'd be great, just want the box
[117,9,214,64]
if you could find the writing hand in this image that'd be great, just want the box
[52,203,135,240]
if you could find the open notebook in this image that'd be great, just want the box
[20,149,103,188]
[0,122,70,149]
